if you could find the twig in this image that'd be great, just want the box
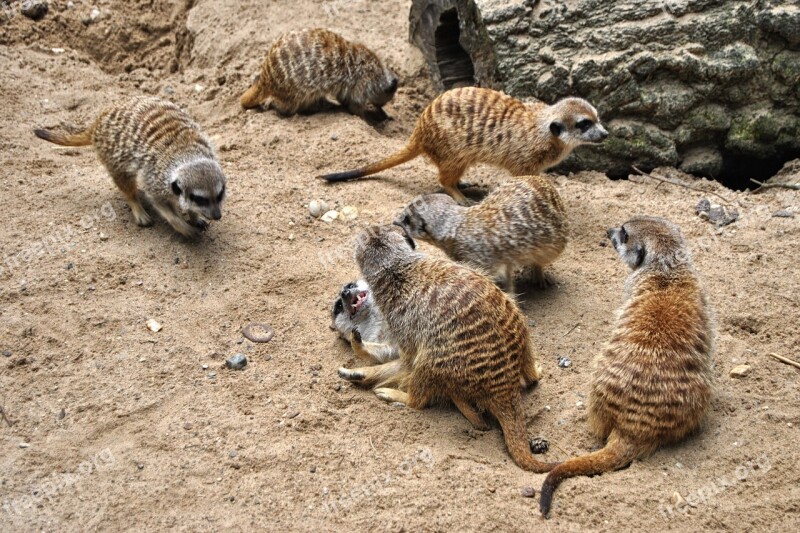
[0,405,13,427]
[632,166,734,206]
[749,179,800,192]
[369,435,378,453]
[563,323,581,337]
[768,352,800,370]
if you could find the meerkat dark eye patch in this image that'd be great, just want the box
[619,226,628,244]
[633,244,645,267]
[216,186,225,202]
[171,182,182,195]
[576,119,594,132]
[333,299,344,316]
[549,122,563,136]
[190,194,209,207]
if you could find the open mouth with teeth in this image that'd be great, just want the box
[344,290,368,317]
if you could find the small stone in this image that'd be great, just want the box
[529,436,549,454]
[2,350,11,357]
[308,200,323,218]
[557,356,571,368]
[194,83,204,93]
[228,450,238,459]
[51,48,65,54]
[675,462,684,469]
[225,353,247,370]
[340,206,358,221]
[201,364,209,370]
[208,372,216,379]
[696,197,738,227]
[285,411,300,419]
[520,486,536,498]
[99,232,108,241]
[320,210,339,223]
[57,408,65,420]
[310,465,317,473]
[333,383,341,392]
[66,262,74,270]
[22,1,49,20]
[19,442,30,449]
[576,400,585,409]
[137,463,144,470]
[310,364,322,371]
[229,495,235,502]
[163,85,174,95]
[773,210,794,218]
[488,487,496,494]
[146,319,162,332]
[183,422,193,430]
[729,364,752,378]
[331,134,339,141]
[288,233,295,241]
[671,491,686,506]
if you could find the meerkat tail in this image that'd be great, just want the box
[495,399,559,474]
[317,144,421,182]
[33,126,93,146]
[539,431,639,517]
[240,77,268,109]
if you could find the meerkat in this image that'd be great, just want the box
[330,279,398,363]
[338,225,551,471]
[539,216,714,517]
[318,87,607,204]
[34,97,226,238]
[395,174,567,293]
[241,28,398,119]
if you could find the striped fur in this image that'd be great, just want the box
[540,217,714,517]
[339,225,552,472]
[241,28,397,117]
[319,87,607,204]
[396,175,568,293]
[34,97,226,238]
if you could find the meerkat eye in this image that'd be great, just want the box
[190,194,209,207]
[549,122,563,136]
[171,182,182,196]
[576,119,594,132]
[619,226,628,244]
[402,214,411,226]
[333,300,344,315]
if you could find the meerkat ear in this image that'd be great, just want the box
[549,122,564,136]
[171,181,182,196]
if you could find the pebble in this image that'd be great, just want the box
[146,319,162,332]
[2,350,11,357]
[308,200,324,218]
[66,262,74,270]
[228,450,238,459]
[670,491,686,506]
[729,364,751,378]
[557,356,571,368]
[696,198,738,227]
[19,442,30,449]
[576,400,585,409]
[529,436,549,454]
[22,1,49,20]
[331,134,339,141]
[520,486,536,498]
[773,210,794,218]
[285,411,300,419]
[320,210,339,223]
[208,372,217,379]
[225,354,248,370]
[201,364,209,370]
[194,83,205,93]
[163,85,174,95]
[137,463,144,470]
[99,232,108,241]
[183,422,193,430]
[340,206,358,221]
[310,465,317,473]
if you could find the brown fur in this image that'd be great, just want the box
[395,175,568,293]
[241,28,397,118]
[34,97,226,238]
[339,225,553,472]
[540,216,714,517]
[319,87,607,204]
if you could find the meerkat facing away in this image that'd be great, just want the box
[241,28,398,119]
[540,216,714,517]
[395,174,567,293]
[34,97,226,238]
[339,225,551,471]
[330,279,398,363]
[319,87,607,204]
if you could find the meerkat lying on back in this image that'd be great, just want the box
[330,279,398,363]
[540,216,714,517]
[395,175,567,293]
[319,87,607,204]
[34,97,226,238]
[241,28,398,119]
[339,225,550,471]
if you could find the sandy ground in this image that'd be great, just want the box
[1,1,799,531]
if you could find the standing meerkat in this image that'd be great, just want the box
[34,97,226,238]
[395,174,567,293]
[240,28,398,118]
[339,225,551,471]
[318,87,607,204]
[540,216,714,517]
[330,279,398,363]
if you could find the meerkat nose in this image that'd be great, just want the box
[607,228,615,239]
[211,208,222,220]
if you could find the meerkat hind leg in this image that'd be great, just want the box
[452,397,491,431]
[374,388,410,405]
[338,359,403,388]
[437,165,470,205]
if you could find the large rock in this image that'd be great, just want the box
[409,0,800,183]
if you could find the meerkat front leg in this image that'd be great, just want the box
[531,265,553,289]
[351,330,399,363]
[151,202,199,239]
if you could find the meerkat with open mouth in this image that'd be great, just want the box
[330,279,398,363]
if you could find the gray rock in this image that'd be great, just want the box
[557,356,572,368]
[225,353,247,370]
[21,1,48,20]
[696,197,738,226]
[529,436,549,454]
[773,209,794,218]
[409,0,800,179]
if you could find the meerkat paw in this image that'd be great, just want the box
[531,266,555,289]
[338,367,365,382]
[374,388,409,405]
[127,203,153,227]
